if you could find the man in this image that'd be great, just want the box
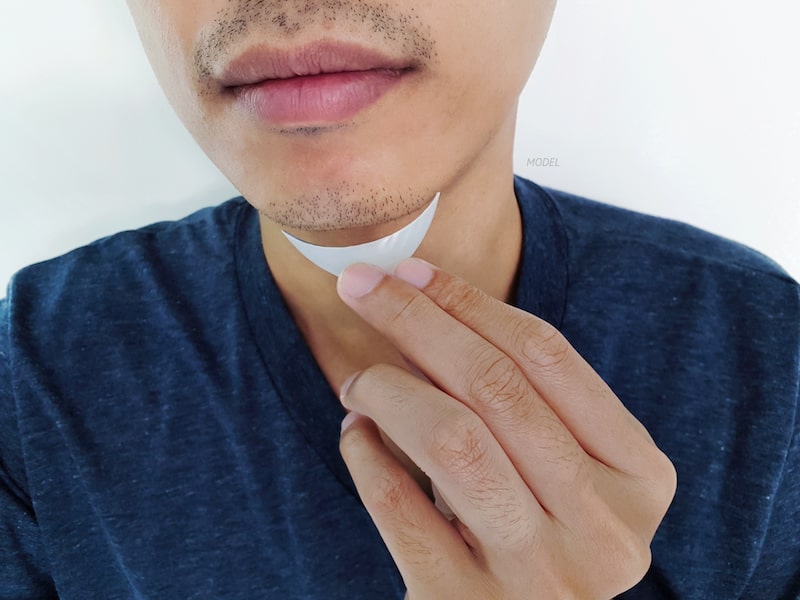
[1,1,797,598]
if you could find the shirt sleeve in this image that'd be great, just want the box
[739,281,800,598]
[0,296,58,598]
[741,386,800,597]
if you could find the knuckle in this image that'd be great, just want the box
[629,443,678,518]
[648,448,678,513]
[515,318,574,375]
[553,448,592,489]
[397,538,444,582]
[365,475,445,583]
[615,533,652,591]
[429,412,491,482]
[532,412,584,475]
[589,514,653,595]
[431,277,487,316]
[485,502,537,553]
[653,448,678,505]
[356,364,413,408]
[466,349,529,417]
[367,470,415,517]
[386,292,430,329]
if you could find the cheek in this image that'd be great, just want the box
[441,5,548,94]
[128,1,217,129]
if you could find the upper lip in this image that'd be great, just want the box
[218,41,414,88]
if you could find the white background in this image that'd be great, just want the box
[1,1,798,288]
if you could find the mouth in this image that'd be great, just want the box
[218,41,417,127]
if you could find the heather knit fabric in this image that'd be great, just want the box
[2,177,798,599]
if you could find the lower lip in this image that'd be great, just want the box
[234,69,408,126]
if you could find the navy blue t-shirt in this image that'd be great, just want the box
[1,177,799,599]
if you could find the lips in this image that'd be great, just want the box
[218,41,415,126]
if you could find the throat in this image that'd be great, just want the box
[295,308,405,393]
[293,311,436,503]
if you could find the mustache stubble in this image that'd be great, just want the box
[193,0,437,81]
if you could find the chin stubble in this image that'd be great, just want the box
[257,183,434,232]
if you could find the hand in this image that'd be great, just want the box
[336,259,676,599]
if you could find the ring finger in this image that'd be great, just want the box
[341,363,545,556]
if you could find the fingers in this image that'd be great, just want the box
[340,365,545,555]
[406,261,658,466]
[340,260,662,479]
[393,260,675,498]
[337,263,603,518]
[338,410,480,595]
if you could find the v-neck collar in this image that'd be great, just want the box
[234,176,569,496]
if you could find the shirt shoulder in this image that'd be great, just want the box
[0,196,250,480]
[527,183,800,411]
[0,296,25,493]
[540,184,795,284]
[10,197,248,291]
[0,295,57,600]
[5,198,250,331]
[1,198,254,457]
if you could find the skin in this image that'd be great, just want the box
[127,0,677,595]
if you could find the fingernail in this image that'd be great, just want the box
[394,258,435,289]
[341,411,363,434]
[337,264,386,299]
[339,371,361,406]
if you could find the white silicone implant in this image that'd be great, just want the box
[282,193,440,276]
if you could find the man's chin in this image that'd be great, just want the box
[258,189,437,245]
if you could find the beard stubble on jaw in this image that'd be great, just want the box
[192,0,440,232]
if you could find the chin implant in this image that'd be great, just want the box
[282,193,440,276]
